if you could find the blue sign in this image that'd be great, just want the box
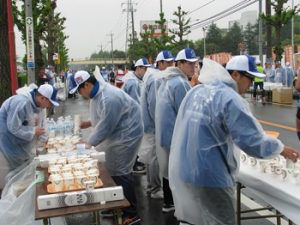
[27,62,35,69]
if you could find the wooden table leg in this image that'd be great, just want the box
[113,209,123,225]
[43,218,49,225]
[276,210,281,225]
[236,182,242,225]
[95,211,101,225]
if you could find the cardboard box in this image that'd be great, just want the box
[272,88,293,104]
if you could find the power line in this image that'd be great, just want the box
[190,0,251,28]
[187,0,216,15]
[190,0,258,30]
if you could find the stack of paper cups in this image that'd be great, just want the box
[74,114,81,135]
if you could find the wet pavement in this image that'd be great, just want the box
[51,91,298,225]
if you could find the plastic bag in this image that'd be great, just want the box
[0,160,66,225]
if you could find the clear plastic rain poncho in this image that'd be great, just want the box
[122,71,143,104]
[87,76,143,176]
[0,85,46,170]
[155,67,191,178]
[169,58,284,225]
[138,68,160,163]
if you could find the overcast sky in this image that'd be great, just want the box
[14,0,298,60]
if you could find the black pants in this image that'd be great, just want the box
[112,173,138,217]
[253,82,265,98]
[162,177,174,205]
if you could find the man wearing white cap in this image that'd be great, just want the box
[169,55,300,225]
[122,57,151,104]
[0,84,59,189]
[140,50,174,199]
[155,48,198,212]
[69,71,143,225]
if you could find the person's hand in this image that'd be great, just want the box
[80,121,92,129]
[35,128,45,137]
[280,146,300,162]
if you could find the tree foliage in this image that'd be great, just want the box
[12,0,69,78]
[169,6,191,44]
[262,0,299,61]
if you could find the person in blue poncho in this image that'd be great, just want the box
[0,84,59,189]
[69,71,143,225]
[169,56,300,225]
[155,48,198,213]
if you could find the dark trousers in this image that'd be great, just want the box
[112,173,137,217]
[253,82,265,98]
[162,177,174,205]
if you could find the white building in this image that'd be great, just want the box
[228,10,258,30]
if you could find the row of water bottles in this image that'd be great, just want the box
[47,116,75,138]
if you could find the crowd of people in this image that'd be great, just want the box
[0,48,300,225]
[252,60,296,103]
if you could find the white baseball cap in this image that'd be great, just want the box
[175,48,199,62]
[37,84,59,106]
[134,58,151,67]
[226,55,265,79]
[69,70,91,94]
[155,51,174,62]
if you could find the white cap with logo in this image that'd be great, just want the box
[226,55,265,79]
[69,70,91,94]
[38,84,59,106]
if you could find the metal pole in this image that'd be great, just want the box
[291,0,295,70]
[130,0,135,44]
[160,0,163,14]
[25,0,35,84]
[258,0,263,64]
[7,0,18,94]
[203,27,206,57]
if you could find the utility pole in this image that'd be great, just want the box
[130,0,135,44]
[265,0,272,63]
[160,0,163,14]
[258,0,263,64]
[108,33,114,68]
[291,0,295,70]
[203,27,207,57]
[122,0,137,54]
[25,0,35,84]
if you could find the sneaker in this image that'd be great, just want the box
[150,190,163,199]
[122,216,141,225]
[100,210,114,217]
[133,162,146,174]
[162,204,175,213]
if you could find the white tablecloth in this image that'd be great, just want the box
[238,164,300,224]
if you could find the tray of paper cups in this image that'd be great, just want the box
[240,152,300,185]
[46,136,81,154]
[47,156,103,193]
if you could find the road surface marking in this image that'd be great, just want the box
[258,120,297,132]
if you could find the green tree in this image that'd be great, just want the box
[154,12,174,52]
[262,0,299,61]
[0,0,12,104]
[169,6,191,45]
[243,23,258,55]
[224,22,243,55]
[205,23,224,54]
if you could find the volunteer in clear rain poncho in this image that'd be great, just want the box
[69,70,143,223]
[169,56,300,225]
[0,84,59,189]
[122,58,151,104]
[155,48,198,212]
[140,50,175,198]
